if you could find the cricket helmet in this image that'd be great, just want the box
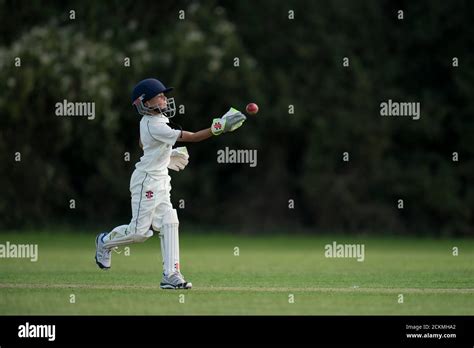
[131,78,176,117]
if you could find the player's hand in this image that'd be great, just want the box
[168,147,189,172]
[211,108,246,136]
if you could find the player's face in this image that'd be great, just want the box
[146,93,168,112]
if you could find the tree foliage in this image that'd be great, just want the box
[1,0,472,235]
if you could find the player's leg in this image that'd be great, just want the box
[95,170,157,269]
[152,179,192,289]
[152,178,174,274]
[161,208,180,276]
[156,209,191,289]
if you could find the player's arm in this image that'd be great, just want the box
[177,110,247,142]
[177,128,213,143]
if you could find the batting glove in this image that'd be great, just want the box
[168,147,189,172]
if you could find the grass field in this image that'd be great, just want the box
[0,230,473,315]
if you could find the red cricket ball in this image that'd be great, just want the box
[246,103,259,115]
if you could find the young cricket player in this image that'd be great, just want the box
[94,78,246,289]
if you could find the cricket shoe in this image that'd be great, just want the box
[160,272,192,290]
[95,232,112,270]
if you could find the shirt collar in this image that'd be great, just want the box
[145,114,169,123]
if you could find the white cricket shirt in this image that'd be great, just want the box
[135,115,181,178]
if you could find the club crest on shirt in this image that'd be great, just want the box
[145,191,154,199]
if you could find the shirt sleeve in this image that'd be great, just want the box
[147,121,181,146]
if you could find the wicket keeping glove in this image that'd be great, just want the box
[211,107,246,136]
[168,146,189,172]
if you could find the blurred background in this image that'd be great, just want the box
[1,0,473,236]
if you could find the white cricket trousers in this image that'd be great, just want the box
[128,169,173,234]
[103,169,181,275]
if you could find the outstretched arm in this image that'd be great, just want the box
[177,128,213,143]
[177,109,247,142]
